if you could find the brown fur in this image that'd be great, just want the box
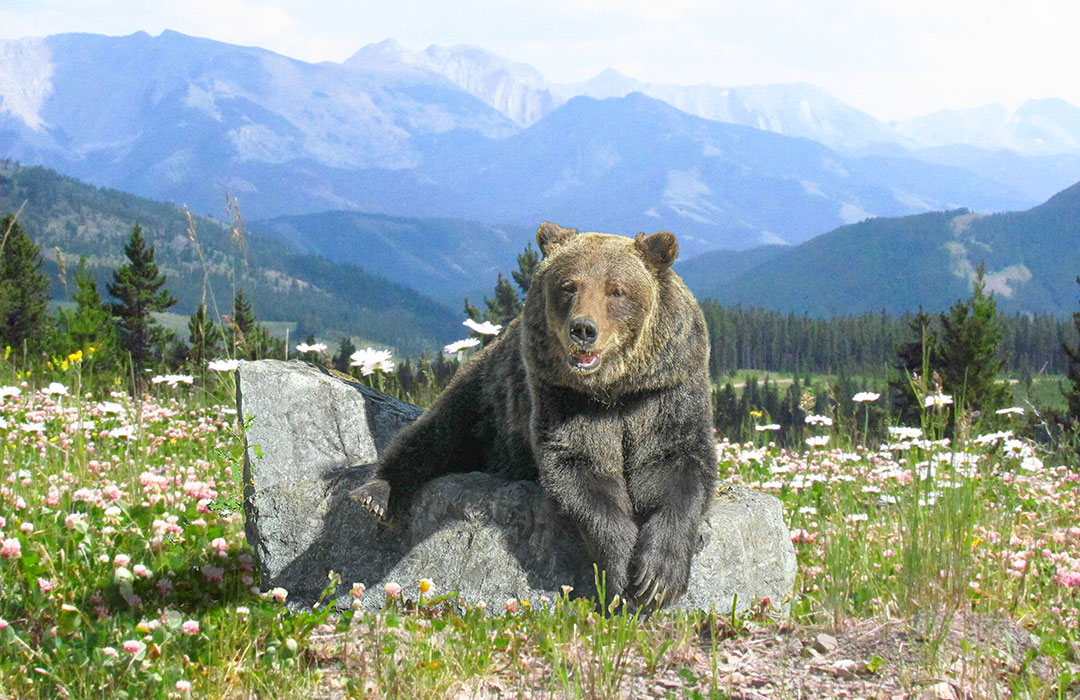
[352,222,716,609]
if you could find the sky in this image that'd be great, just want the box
[1,0,1079,122]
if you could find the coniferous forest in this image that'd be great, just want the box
[700,300,1075,378]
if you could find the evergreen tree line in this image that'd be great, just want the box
[701,298,1076,379]
[711,268,1080,450]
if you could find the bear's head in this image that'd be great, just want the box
[523,222,681,394]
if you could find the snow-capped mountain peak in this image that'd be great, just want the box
[0,36,53,130]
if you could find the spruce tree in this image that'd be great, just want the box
[889,309,939,425]
[1064,276,1080,424]
[333,336,357,374]
[511,243,539,294]
[938,265,1008,413]
[187,303,221,369]
[108,223,177,383]
[226,291,284,360]
[61,257,118,370]
[230,290,257,359]
[463,298,481,322]
[0,214,51,354]
[484,273,521,325]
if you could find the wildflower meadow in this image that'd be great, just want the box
[0,348,1078,698]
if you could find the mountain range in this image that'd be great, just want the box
[677,183,1080,317]
[350,38,1080,157]
[2,31,1078,252]
[1,159,1076,362]
[249,93,1032,256]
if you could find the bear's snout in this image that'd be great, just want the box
[569,316,599,348]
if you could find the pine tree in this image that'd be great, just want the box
[230,289,257,359]
[0,214,51,354]
[187,303,221,369]
[333,336,357,374]
[938,265,1008,413]
[889,309,939,425]
[511,243,539,295]
[484,273,521,325]
[107,223,176,383]
[1064,276,1080,424]
[60,258,118,370]
[463,298,481,322]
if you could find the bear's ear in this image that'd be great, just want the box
[635,231,679,271]
[537,222,579,258]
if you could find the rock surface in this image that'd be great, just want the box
[238,359,797,613]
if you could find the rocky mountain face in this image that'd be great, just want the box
[0,31,516,216]
[895,98,1080,154]
[347,40,1080,158]
[344,39,561,128]
[344,42,901,152]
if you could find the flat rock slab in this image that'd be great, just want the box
[238,359,797,613]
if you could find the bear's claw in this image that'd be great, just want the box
[629,537,690,610]
[350,479,390,521]
[632,563,650,587]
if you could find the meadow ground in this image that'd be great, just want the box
[0,365,1077,699]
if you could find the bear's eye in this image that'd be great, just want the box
[560,280,577,294]
[608,286,624,298]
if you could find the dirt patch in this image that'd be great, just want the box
[309,611,1073,699]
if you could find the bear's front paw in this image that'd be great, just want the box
[629,543,691,611]
[349,478,390,521]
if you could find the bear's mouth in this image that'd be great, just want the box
[568,351,601,372]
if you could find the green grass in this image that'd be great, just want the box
[1010,374,1071,413]
[0,357,1077,698]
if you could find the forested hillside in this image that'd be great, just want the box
[0,161,461,355]
[249,211,532,307]
[690,183,1080,317]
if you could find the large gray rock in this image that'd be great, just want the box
[238,359,797,613]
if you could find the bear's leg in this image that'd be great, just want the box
[351,375,487,519]
[542,466,639,605]
[628,465,711,609]
[533,406,638,605]
[626,390,717,609]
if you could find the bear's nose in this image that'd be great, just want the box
[569,317,599,347]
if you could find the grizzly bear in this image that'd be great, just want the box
[352,222,716,609]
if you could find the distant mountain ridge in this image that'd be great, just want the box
[0,30,1076,252]
[345,39,1080,158]
[396,93,1031,253]
[249,93,1033,268]
[249,211,533,307]
[895,99,1080,155]
[679,182,1080,317]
